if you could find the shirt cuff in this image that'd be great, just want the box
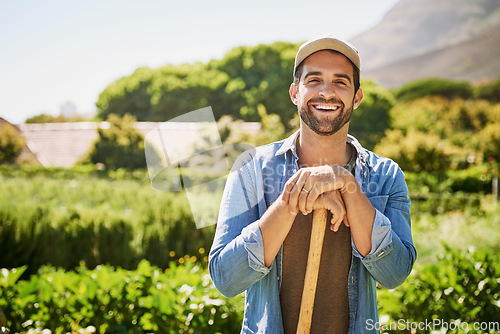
[352,209,392,259]
[241,220,271,273]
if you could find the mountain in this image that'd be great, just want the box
[350,0,500,87]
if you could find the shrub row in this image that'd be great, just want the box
[1,246,498,333]
[393,78,500,103]
[1,165,494,276]
[0,169,217,277]
[378,245,500,333]
[0,260,244,333]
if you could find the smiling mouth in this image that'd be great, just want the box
[311,104,340,112]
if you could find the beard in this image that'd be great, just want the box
[298,97,354,136]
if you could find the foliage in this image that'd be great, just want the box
[405,166,494,199]
[378,96,500,168]
[96,67,155,122]
[84,114,148,170]
[374,129,450,172]
[350,79,396,150]
[393,78,474,103]
[25,113,88,123]
[0,260,244,333]
[477,123,500,161]
[95,41,401,145]
[388,97,497,138]
[0,123,25,164]
[96,42,300,127]
[409,195,500,263]
[148,63,230,122]
[475,79,500,103]
[215,41,298,125]
[216,116,255,146]
[0,167,216,276]
[378,245,500,333]
[253,104,286,145]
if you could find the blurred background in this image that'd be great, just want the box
[1,0,499,333]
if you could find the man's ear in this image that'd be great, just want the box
[353,88,363,109]
[289,83,298,106]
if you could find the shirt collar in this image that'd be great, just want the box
[275,130,300,157]
[275,130,368,162]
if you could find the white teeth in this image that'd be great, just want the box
[315,104,338,110]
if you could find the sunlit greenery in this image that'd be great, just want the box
[1,40,500,332]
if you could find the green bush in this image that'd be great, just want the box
[0,260,244,333]
[383,96,500,167]
[84,114,148,170]
[393,78,474,103]
[378,245,500,333]
[0,168,216,276]
[374,129,450,172]
[350,79,396,150]
[475,80,500,103]
[405,167,492,195]
[0,123,25,164]
[477,123,500,162]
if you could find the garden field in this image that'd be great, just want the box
[1,166,499,333]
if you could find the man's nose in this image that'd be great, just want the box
[319,83,336,100]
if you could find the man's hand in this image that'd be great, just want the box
[282,165,352,216]
[312,191,350,232]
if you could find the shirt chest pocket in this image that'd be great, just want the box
[368,195,389,213]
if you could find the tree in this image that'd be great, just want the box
[0,123,25,164]
[478,123,500,162]
[215,41,299,125]
[148,62,229,121]
[387,96,500,165]
[475,80,500,103]
[393,78,474,103]
[96,67,155,121]
[25,113,87,123]
[374,129,450,172]
[85,114,146,170]
[349,79,395,150]
[95,41,300,127]
[254,104,285,145]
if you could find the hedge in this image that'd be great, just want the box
[0,260,244,333]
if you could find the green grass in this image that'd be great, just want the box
[2,165,500,333]
[0,168,217,275]
[411,195,500,263]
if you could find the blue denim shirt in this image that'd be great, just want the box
[209,132,416,333]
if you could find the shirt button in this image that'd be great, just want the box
[277,276,280,281]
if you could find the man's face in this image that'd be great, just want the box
[290,50,363,136]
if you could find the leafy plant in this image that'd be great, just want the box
[393,78,474,103]
[378,245,500,333]
[0,260,244,333]
[0,167,216,276]
[0,123,25,164]
[84,114,149,170]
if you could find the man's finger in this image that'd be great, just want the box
[298,187,310,215]
[282,169,306,203]
[287,170,310,214]
[330,204,344,232]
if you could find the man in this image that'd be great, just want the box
[209,35,416,333]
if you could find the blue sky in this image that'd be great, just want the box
[0,0,399,124]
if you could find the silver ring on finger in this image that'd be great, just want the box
[301,188,310,194]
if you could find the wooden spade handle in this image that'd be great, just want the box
[296,208,328,334]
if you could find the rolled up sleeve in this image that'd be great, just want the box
[353,166,417,289]
[241,222,270,273]
[209,154,272,297]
